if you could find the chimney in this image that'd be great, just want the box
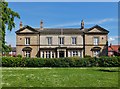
[40,20,43,30]
[81,20,84,29]
[20,21,23,28]
[110,43,112,47]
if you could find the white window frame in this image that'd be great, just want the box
[72,37,77,45]
[93,51,100,57]
[47,37,52,45]
[25,51,30,57]
[25,37,30,45]
[73,51,78,56]
[41,51,44,58]
[93,37,99,45]
[46,51,50,58]
[59,37,64,45]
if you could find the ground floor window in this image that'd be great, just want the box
[46,51,50,58]
[41,51,55,58]
[41,51,44,58]
[70,50,78,57]
[73,51,78,56]
[25,51,30,57]
[93,51,100,57]
[52,51,54,58]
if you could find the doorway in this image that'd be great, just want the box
[59,51,64,58]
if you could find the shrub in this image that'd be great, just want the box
[84,55,91,58]
[2,56,120,67]
[16,54,22,58]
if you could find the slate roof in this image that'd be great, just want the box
[11,47,16,52]
[15,25,109,34]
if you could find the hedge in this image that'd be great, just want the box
[2,56,120,67]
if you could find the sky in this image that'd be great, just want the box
[6,2,118,47]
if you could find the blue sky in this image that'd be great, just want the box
[6,2,118,47]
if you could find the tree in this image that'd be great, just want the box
[0,1,20,54]
[118,46,120,52]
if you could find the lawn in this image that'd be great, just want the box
[1,67,119,87]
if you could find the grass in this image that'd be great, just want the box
[2,67,119,87]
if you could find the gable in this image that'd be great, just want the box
[20,28,34,33]
[16,25,39,34]
[87,25,109,34]
[89,28,101,33]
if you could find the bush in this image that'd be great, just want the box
[16,54,22,58]
[84,55,91,58]
[2,56,120,67]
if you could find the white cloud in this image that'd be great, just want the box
[108,36,120,45]
[108,37,115,42]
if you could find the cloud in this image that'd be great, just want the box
[108,36,120,45]
[108,37,115,42]
[47,18,117,28]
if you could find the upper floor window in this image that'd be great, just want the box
[72,37,77,44]
[93,37,99,45]
[25,37,30,45]
[47,37,52,45]
[59,37,64,45]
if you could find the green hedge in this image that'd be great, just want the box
[2,56,120,67]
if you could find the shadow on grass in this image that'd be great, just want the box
[95,69,120,72]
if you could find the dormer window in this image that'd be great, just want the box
[25,37,30,45]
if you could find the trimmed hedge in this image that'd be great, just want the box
[2,56,120,67]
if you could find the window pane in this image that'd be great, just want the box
[59,37,64,45]
[72,37,76,44]
[25,38,30,45]
[94,37,99,45]
[26,51,30,57]
[93,51,100,57]
[47,37,52,45]
[46,51,50,58]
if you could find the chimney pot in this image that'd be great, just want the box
[81,20,84,29]
[20,21,23,28]
[40,20,43,30]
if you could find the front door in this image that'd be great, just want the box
[59,51,64,58]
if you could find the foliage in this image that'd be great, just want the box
[16,54,22,58]
[0,1,20,52]
[118,46,120,52]
[84,55,91,58]
[2,56,120,67]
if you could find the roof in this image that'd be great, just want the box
[84,25,109,34]
[15,25,109,34]
[16,25,39,34]
[108,45,120,52]
[39,28,84,34]
[11,47,16,52]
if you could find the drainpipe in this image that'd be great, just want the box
[83,32,85,57]
[39,32,40,57]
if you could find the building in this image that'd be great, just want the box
[16,20,109,58]
[2,45,16,57]
[108,44,120,56]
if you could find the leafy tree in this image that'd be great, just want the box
[0,1,20,54]
[118,46,120,52]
